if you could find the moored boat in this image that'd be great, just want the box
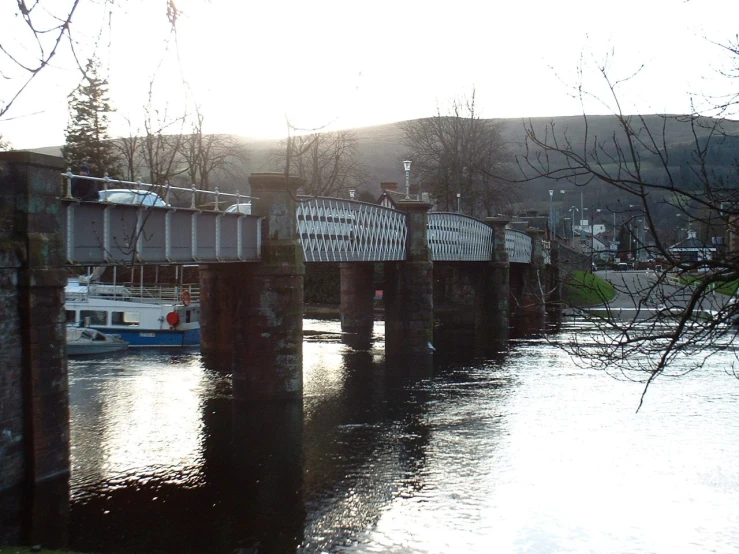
[67,326,129,356]
[65,277,201,347]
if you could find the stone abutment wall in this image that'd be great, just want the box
[0,152,70,494]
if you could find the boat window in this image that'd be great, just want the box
[112,311,140,326]
[65,310,77,324]
[80,310,107,325]
[185,310,191,323]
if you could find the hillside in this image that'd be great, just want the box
[242,114,739,216]
[27,113,739,217]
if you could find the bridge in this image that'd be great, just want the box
[63,180,535,266]
[1,152,577,499]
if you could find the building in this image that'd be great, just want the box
[668,230,717,263]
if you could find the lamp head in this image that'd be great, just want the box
[403,160,412,172]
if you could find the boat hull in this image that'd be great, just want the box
[68,342,128,356]
[67,327,129,356]
[87,326,201,347]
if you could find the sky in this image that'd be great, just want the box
[1,0,738,150]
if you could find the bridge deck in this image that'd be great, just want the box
[64,195,536,266]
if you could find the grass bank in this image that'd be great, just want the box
[563,270,615,307]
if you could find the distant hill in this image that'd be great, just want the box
[26,113,739,216]
[242,115,739,215]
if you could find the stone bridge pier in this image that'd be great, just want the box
[383,201,435,363]
[339,262,375,346]
[200,173,306,400]
[509,228,548,329]
[432,217,511,351]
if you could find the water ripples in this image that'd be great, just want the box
[64,321,739,553]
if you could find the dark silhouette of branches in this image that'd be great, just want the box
[269,129,369,198]
[1,1,179,120]
[518,50,739,399]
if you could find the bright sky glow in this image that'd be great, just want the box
[1,0,738,149]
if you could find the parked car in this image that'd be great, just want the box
[99,189,167,207]
[225,202,252,214]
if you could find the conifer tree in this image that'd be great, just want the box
[62,58,120,176]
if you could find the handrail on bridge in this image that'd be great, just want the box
[61,171,257,211]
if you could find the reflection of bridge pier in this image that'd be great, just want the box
[299,347,435,549]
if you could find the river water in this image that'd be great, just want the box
[65,318,739,553]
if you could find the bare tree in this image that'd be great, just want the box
[1,1,179,121]
[269,130,369,197]
[139,82,187,186]
[178,108,249,193]
[114,116,145,181]
[518,43,739,404]
[400,89,515,217]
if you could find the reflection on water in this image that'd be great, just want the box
[59,319,739,553]
[70,351,217,496]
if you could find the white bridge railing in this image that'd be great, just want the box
[428,213,494,261]
[505,229,532,263]
[296,197,408,262]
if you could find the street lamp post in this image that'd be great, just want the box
[568,206,579,246]
[548,190,554,238]
[457,192,461,213]
[561,189,584,227]
[403,160,412,199]
[675,213,683,244]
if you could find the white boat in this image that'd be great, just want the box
[65,277,201,347]
[67,326,129,356]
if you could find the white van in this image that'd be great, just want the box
[225,203,252,214]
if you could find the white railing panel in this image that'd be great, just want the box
[505,229,532,263]
[296,197,407,262]
[427,213,494,261]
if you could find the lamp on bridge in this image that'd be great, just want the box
[457,192,461,213]
[349,189,356,199]
[403,160,412,200]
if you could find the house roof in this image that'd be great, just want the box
[669,231,716,252]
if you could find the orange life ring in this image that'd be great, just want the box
[181,290,192,306]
